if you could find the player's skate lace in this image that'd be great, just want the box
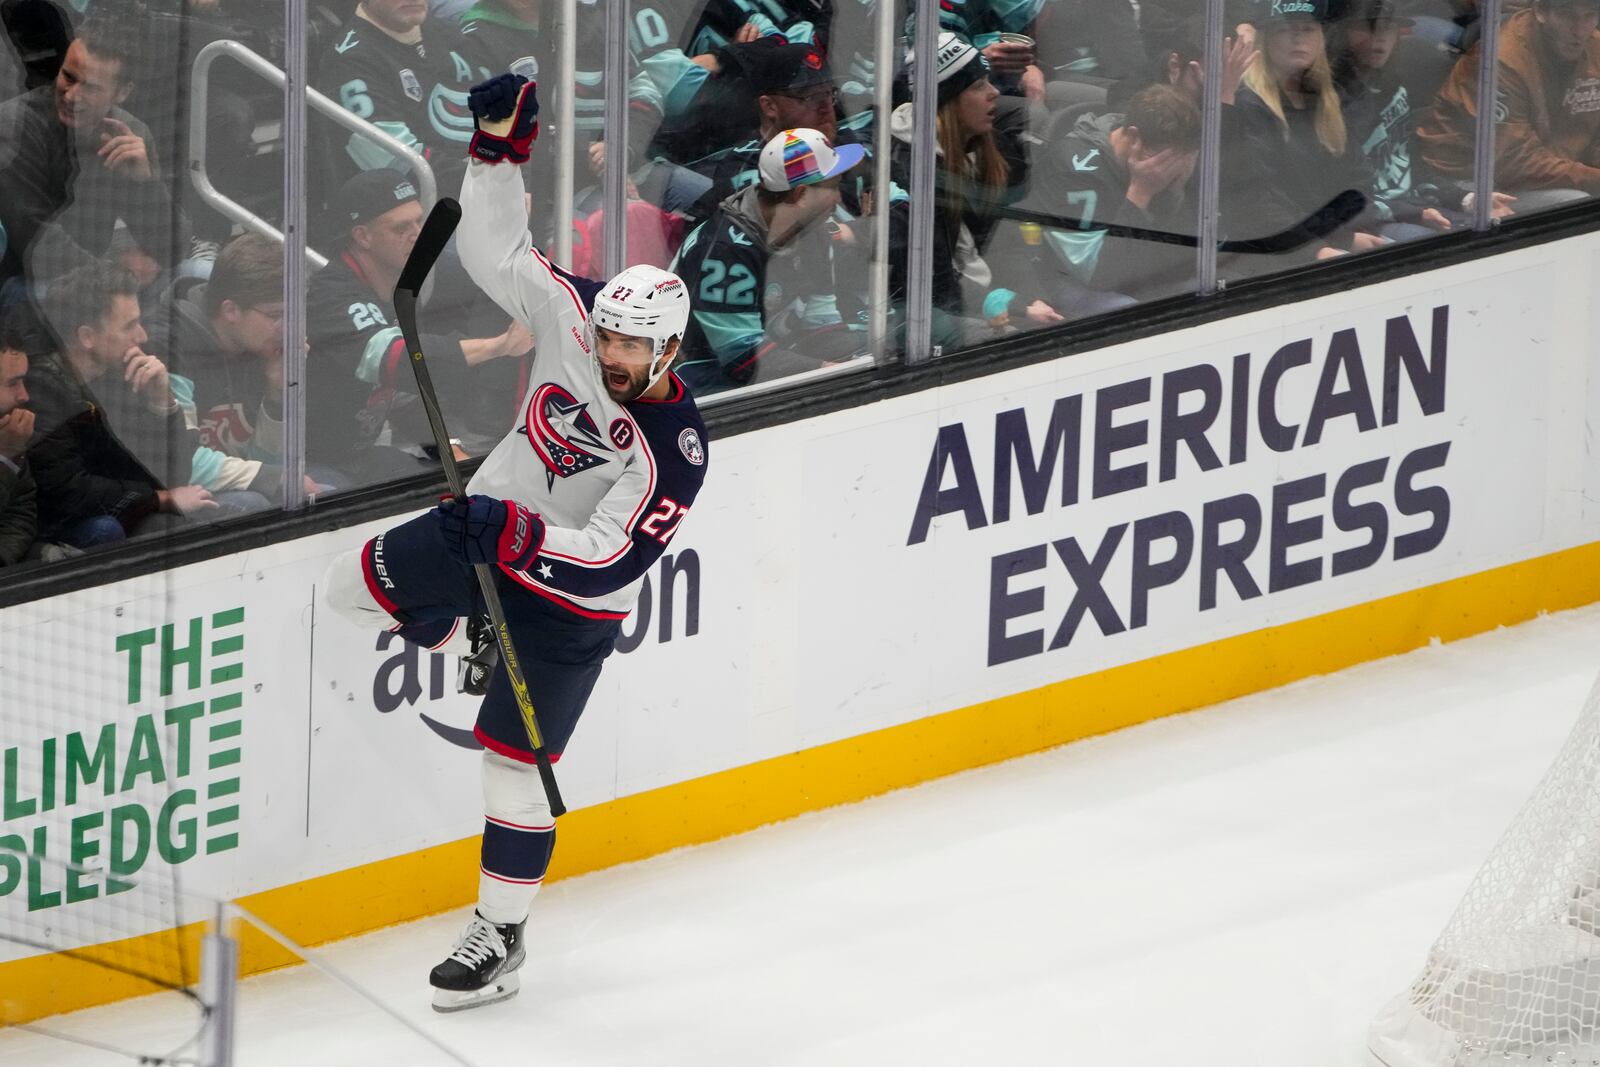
[447,916,507,968]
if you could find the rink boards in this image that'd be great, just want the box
[5,232,1600,1020]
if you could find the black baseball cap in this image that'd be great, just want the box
[752,43,832,95]
[1337,0,1415,25]
[335,168,421,230]
[1246,0,1332,24]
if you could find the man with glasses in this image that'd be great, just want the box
[1419,0,1600,210]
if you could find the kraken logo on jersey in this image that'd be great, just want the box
[520,382,612,490]
[429,85,477,143]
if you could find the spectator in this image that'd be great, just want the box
[1418,0,1600,211]
[157,232,327,500]
[0,315,39,565]
[682,0,824,58]
[671,127,870,394]
[1036,0,1149,97]
[673,43,853,221]
[0,11,184,297]
[449,0,716,221]
[28,262,216,547]
[1222,0,1386,270]
[305,169,531,484]
[317,0,468,185]
[1332,0,1514,235]
[889,33,1056,344]
[910,0,1051,102]
[1029,83,1201,315]
[1108,13,1257,110]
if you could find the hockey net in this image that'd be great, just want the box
[1370,670,1600,1066]
[0,569,220,1064]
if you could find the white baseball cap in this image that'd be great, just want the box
[758,128,867,192]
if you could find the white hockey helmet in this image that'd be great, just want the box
[589,264,691,389]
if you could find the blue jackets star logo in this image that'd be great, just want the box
[520,382,611,490]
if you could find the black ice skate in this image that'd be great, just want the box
[430,911,526,1012]
[456,616,500,696]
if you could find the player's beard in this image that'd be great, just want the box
[598,359,651,403]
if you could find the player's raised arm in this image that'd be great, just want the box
[457,74,600,335]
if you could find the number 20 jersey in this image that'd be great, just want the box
[457,159,710,621]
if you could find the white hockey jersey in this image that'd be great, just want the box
[458,160,709,620]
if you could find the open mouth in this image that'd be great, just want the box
[604,369,631,391]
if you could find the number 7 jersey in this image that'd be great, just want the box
[457,160,709,621]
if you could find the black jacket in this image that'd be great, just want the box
[25,351,196,537]
[887,101,1034,337]
[0,455,38,565]
[1221,85,1381,266]
[0,87,185,287]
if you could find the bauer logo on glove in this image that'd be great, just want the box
[467,73,540,165]
[438,494,546,572]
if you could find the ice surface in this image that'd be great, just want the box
[7,604,1600,1066]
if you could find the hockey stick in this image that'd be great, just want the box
[993,188,1369,255]
[394,196,567,818]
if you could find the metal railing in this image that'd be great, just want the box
[187,38,439,271]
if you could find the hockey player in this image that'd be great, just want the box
[322,72,708,1012]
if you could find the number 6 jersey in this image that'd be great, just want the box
[458,159,710,621]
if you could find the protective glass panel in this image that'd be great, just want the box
[925,0,1204,343]
[0,2,289,562]
[1484,0,1598,220]
[619,0,902,399]
[303,0,542,494]
[1217,0,1479,284]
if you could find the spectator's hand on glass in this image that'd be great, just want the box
[1020,64,1046,102]
[124,347,173,409]
[1025,300,1064,326]
[588,141,606,178]
[1220,36,1258,106]
[1421,208,1453,230]
[0,407,34,461]
[160,485,219,515]
[99,118,152,181]
[733,20,763,43]
[1350,232,1391,253]
[1315,246,1348,260]
[983,39,1034,74]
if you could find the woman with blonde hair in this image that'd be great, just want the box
[1222,0,1385,270]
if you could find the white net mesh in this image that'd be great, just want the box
[1371,671,1600,1067]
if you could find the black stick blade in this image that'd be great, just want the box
[396,197,463,296]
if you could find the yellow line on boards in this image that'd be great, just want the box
[6,540,1600,1024]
